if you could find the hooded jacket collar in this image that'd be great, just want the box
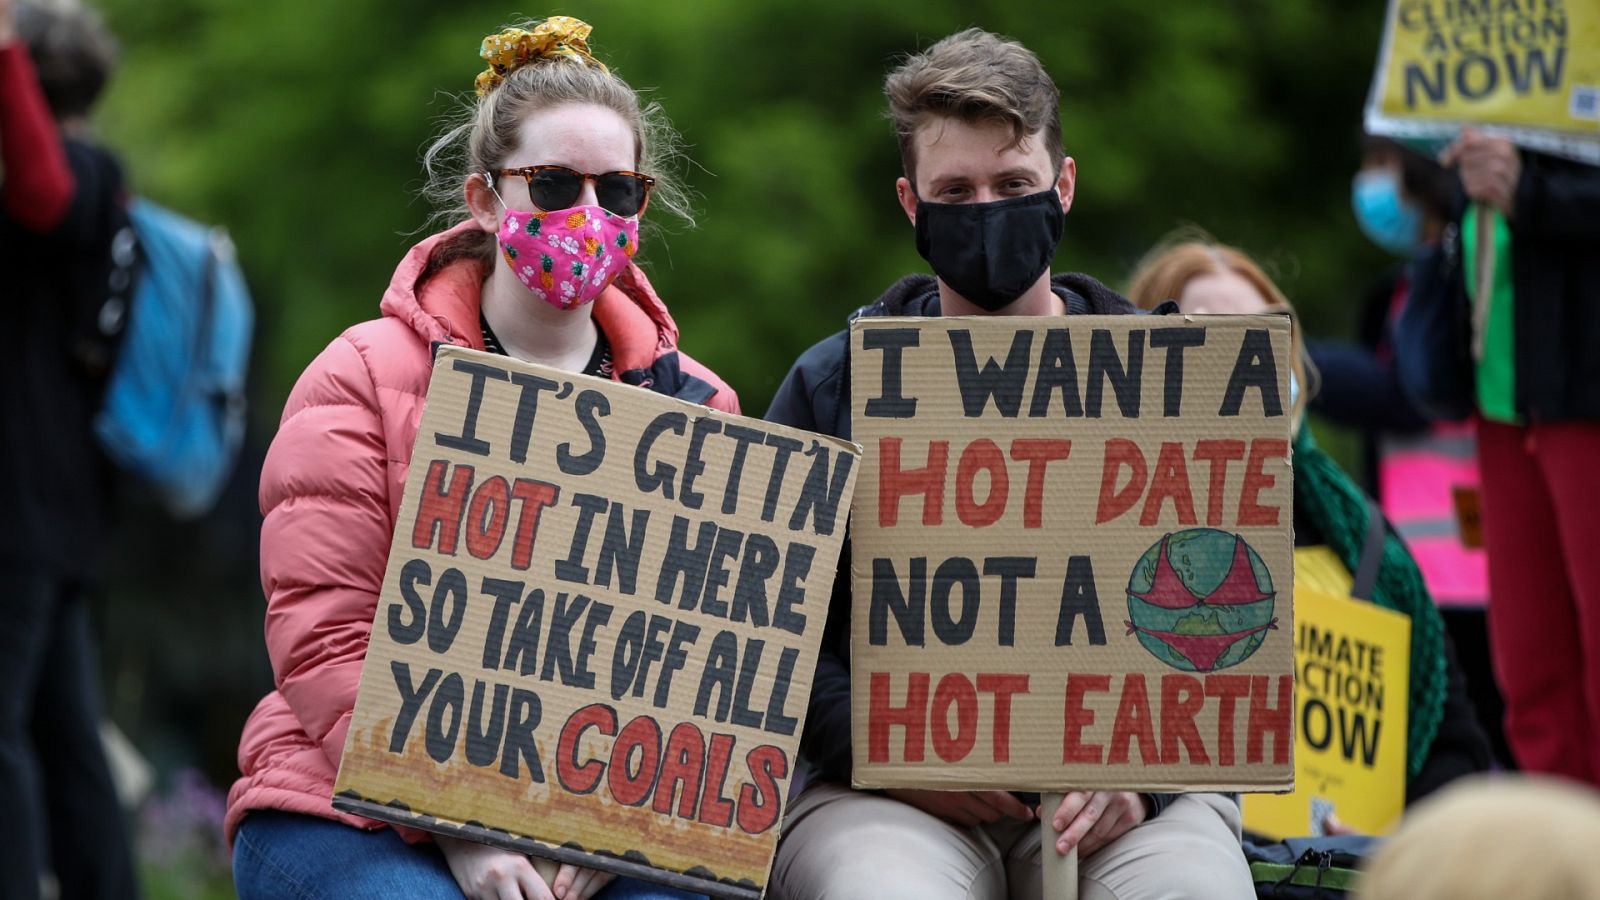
[849,272,1148,322]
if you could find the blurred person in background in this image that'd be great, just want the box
[1307,134,1506,764]
[223,17,731,900]
[1396,133,1600,786]
[1312,134,1488,608]
[1127,237,1493,822]
[0,0,139,897]
[1360,774,1600,900]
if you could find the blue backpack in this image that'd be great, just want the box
[95,198,254,519]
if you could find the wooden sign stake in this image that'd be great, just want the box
[1042,792,1079,900]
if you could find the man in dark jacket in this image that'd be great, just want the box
[764,27,1253,900]
[1398,132,1600,786]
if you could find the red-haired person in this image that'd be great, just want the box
[1126,236,1493,827]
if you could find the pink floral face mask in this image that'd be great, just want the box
[494,201,639,310]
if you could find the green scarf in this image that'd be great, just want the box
[1293,429,1448,781]
[1465,205,1517,424]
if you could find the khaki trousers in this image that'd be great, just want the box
[771,784,1252,900]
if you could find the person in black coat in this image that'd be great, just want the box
[1312,135,1508,766]
[0,2,138,897]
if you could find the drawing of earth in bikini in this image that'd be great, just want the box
[1124,528,1279,673]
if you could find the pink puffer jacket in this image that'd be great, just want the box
[224,223,737,844]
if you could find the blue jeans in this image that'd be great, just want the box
[233,811,707,900]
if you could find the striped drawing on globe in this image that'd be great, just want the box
[1126,528,1278,673]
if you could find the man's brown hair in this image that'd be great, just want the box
[884,27,1063,184]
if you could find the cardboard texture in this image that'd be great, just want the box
[1364,0,1600,164]
[333,346,860,900]
[1245,584,1410,839]
[848,316,1295,792]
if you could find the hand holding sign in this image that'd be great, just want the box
[1047,792,1147,859]
[1322,812,1361,837]
[550,863,616,900]
[439,843,615,900]
[439,837,559,900]
[1441,129,1523,219]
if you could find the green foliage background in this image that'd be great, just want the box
[94,0,1393,421]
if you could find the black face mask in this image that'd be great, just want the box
[914,188,1065,312]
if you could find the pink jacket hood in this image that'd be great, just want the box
[225,224,736,845]
[378,221,718,396]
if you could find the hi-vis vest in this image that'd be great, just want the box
[1378,421,1487,607]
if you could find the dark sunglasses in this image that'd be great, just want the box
[497,165,656,217]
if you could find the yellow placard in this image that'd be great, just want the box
[1366,0,1600,162]
[1244,583,1410,839]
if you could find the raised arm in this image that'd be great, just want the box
[0,2,76,233]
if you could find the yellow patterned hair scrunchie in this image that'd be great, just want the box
[475,16,608,98]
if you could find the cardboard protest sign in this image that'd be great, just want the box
[333,346,860,900]
[1365,0,1600,163]
[849,316,1295,793]
[1245,581,1410,839]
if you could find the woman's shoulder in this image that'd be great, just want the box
[338,316,436,383]
[261,318,428,516]
[305,315,422,361]
[675,349,740,414]
[284,318,432,407]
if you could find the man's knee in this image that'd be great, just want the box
[1082,865,1252,900]
[773,789,1001,900]
[797,839,985,900]
[1078,795,1250,900]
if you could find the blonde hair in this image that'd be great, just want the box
[1125,233,1316,424]
[1363,776,1600,900]
[884,28,1064,183]
[420,18,693,276]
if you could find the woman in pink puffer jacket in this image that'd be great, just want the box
[227,18,732,900]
